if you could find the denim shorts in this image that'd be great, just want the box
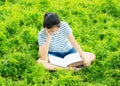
[48,48,77,58]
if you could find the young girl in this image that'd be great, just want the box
[37,12,96,71]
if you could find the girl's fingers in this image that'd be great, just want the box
[83,60,90,67]
[45,28,51,38]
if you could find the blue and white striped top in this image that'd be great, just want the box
[38,21,73,52]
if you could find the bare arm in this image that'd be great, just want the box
[38,29,51,61]
[68,34,85,59]
[68,33,90,66]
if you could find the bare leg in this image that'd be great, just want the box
[66,61,83,72]
[67,61,83,67]
[37,58,65,71]
[37,58,80,71]
[37,52,96,71]
[37,58,76,71]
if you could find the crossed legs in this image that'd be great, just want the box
[37,52,96,71]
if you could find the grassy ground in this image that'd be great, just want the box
[0,0,120,86]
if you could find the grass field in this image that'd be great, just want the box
[0,0,120,86]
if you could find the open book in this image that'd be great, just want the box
[48,53,82,67]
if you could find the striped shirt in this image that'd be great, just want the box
[38,21,73,52]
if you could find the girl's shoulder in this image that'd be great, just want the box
[60,21,68,26]
[38,28,45,36]
[60,21,71,29]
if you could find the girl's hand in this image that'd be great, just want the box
[45,28,51,39]
[82,57,91,67]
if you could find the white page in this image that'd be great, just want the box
[48,54,67,67]
[64,53,82,66]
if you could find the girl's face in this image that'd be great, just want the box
[47,24,60,35]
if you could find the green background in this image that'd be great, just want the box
[0,0,120,86]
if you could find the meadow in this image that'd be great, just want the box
[0,0,120,86]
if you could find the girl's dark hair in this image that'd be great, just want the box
[43,12,60,29]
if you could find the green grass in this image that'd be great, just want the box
[0,0,120,86]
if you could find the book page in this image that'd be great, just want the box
[48,54,67,67]
[64,53,82,66]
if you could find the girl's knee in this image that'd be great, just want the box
[84,52,96,61]
[91,53,96,62]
